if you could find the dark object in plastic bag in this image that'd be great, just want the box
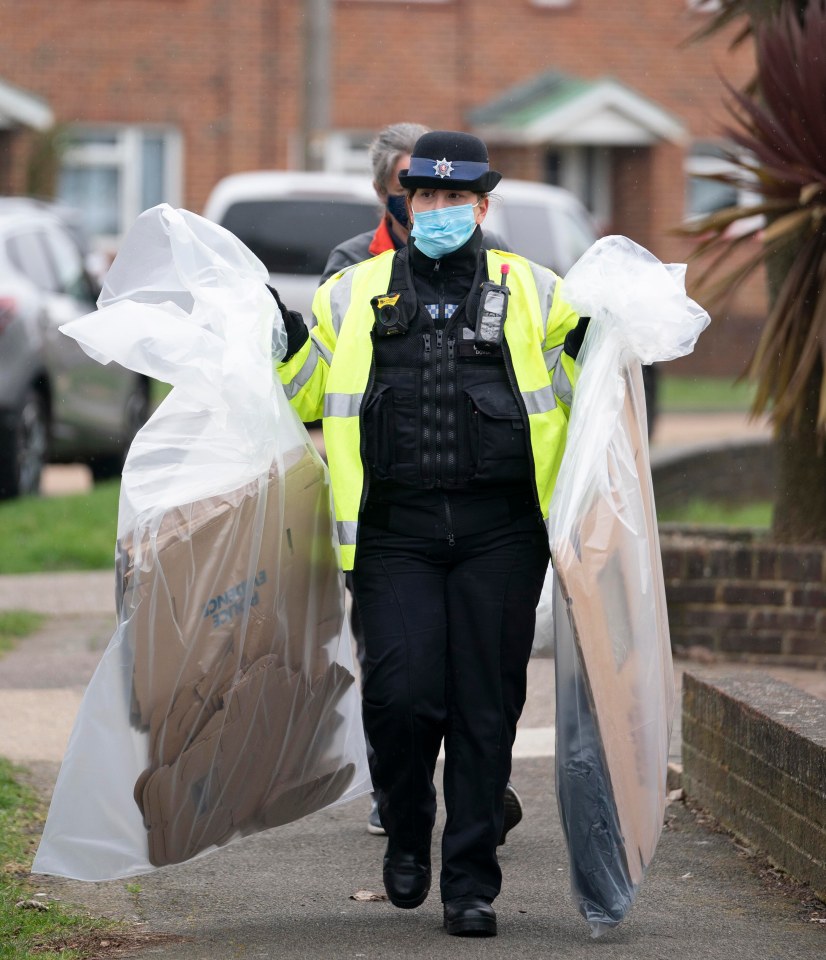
[552,361,673,934]
[554,624,633,927]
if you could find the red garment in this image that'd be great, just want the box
[368,217,397,256]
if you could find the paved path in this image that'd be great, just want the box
[1,600,824,959]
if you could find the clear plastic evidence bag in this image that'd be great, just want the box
[33,205,371,881]
[547,235,710,936]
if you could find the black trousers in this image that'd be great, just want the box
[351,517,550,902]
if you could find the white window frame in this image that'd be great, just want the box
[322,131,373,174]
[59,124,183,249]
[530,0,574,7]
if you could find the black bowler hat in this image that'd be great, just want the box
[398,130,502,192]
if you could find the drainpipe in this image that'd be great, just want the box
[302,0,331,171]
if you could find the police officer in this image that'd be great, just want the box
[274,130,586,938]
[319,121,524,845]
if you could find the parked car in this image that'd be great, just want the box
[485,177,598,275]
[0,198,150,499]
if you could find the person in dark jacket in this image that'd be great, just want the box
[274,130,587,937]
[321,122,524,845]
[321,122,429,284]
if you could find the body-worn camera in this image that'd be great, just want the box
[371,293,410,336]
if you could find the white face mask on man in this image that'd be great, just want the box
[409,203,479,259]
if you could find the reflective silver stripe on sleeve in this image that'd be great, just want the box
[323,392,364,418]
[521,384,557,416]
[329,269,356,336]
[552,362,574,408]
[283,345,320,400]
[528,262,558,326]
[337,520,358,546]
[310,330,334,367]
[543,344,564,372]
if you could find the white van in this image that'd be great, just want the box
[202,171,597,319]
[202,172,656,428]
[485,178,598,274]
[203,171,381,321]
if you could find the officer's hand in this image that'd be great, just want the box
[563,315,591,360]
[267,285,308,361]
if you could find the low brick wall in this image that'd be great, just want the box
[659,526,826,666]
[682,672,826,901]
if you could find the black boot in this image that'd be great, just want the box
[382,849,431,909]
[443,896,497,937]
[498,781,523,845]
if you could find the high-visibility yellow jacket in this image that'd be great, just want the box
[278,247,580,570]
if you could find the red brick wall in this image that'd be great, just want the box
[0,0,301,211]
[661,527,826,666]
[332,1,754,140]
[0,0,767,375]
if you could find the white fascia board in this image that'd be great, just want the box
[0,79,54,131]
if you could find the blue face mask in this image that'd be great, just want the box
[410,203,478,260]
[385,193,409,230]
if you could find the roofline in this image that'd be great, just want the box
[0,78,54,131]
[472,77,687,148]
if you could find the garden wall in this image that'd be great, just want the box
[682,672,826,902]
[652,440,826,667]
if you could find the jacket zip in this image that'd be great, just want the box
[434,328,443,485]
[422,333,432,479]
[443,494,455,547]
[445,335,456,484]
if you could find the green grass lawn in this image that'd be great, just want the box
[0,376,766,576]
[0,759,120,959]
[658,374,756,413]
[657,499,772,528]
[0,482,119,575]
[0,611,46,656]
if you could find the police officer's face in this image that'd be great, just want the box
[410,188,489,224]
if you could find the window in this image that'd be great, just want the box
[43,225,95,302]
[685,141,758,218]
[7,230,56,292]
[685,141,763,235]
[57,126,182,246]
[687,0,721,11]
[219,199,381,275]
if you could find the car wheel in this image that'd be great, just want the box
[0,389,49,499]
[89,377,150,483]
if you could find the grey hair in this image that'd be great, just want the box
[369,122,430,193]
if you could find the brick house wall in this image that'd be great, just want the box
[0,0,303,209]
[0,0,764,375]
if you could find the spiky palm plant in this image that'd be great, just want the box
[683,0,826,541]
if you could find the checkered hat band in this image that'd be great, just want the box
[407,158,489,180]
